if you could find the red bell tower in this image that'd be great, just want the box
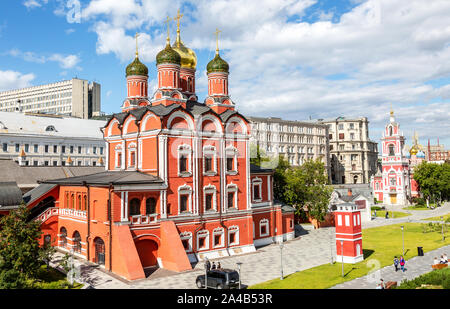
[334,203,363,263]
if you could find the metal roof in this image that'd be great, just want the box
[0,182,23,208]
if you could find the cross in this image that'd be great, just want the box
[135,32,140,57]
[174,9,183,30]
[164,16,172,41]
[214,28,222,54]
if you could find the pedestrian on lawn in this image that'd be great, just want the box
[393,256,399,271]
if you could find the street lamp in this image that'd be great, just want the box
[236,262,242,289]
[340,240,344,278]
[329,228,334,264]
[279,242,284,280]
[401,226,404,257]
[442,216,445,242]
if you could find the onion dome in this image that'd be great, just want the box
[156,40,181,66]
[207,53,229,74]
[409,145,419,156]
[172,38,197,69]
[417,150,425,158]
[126,56,148,77]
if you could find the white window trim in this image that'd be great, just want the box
[212,227,224,249]
[178,184,193,214]
[252,177,263,202]
[114,145,123,169]
[128,143,137,169]
[226,183,238,210]
[228,226,240,246]
[178,144,192,177]
[203,145,217,176]
[345,215,350,226]
[225,146,238,175]
[259,219,269,237]
[337,214,342,226]
[197,230,210,251]
[180,231,193,253]
[203,184,217,212]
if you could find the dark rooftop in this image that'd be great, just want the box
[0,182,23,209]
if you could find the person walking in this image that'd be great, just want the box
[399,256,406,272]
[205,258,211,272]
[380,279,385,289]
[393,256,399,272]
[211,262,216,270]
[217,262,222,269]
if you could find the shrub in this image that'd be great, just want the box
[395,268,450,289]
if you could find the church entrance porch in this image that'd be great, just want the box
[390,194,397,205]
[135,238,159,268]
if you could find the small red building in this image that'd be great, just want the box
[334,203,363,263]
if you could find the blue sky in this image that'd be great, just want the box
[1,0,450,150]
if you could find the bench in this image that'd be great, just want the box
[431,263,448,270]
[385,281,397,289]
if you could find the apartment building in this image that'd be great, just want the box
[0,78,101,119]
[318,117,378,184]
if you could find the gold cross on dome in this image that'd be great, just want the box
[164,16,172,41]
[135,32,140,57]
[174,9,183,30]
[214,28,222,54]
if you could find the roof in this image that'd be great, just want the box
[250,163,273,174]
[0,111,106,139]
[41,170,164,186]
[0,182,23,208]
[0,159,105,189]
[22,183,57,205]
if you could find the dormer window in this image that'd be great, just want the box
[45,125,57,132]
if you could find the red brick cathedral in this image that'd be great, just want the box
[25,15,294,280]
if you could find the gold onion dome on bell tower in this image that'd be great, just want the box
[171,10,197,70]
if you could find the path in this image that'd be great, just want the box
[330,245,450,289]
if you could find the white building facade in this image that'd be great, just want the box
[0,111,106,167]
[248,116,330,176]
[0,78,101,119]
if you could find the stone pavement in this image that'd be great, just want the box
[52,202,449,289]
[330,245,450,289]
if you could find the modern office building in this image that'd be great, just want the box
[0,78,101,119]
[248,116,330,173]
[0,111,107,167]
[318,116,378,185]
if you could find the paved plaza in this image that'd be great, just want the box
[54,202,449,289]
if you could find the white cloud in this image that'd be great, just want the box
[23,0,48,9]
[5,49,81,69]
[0,70,35,91]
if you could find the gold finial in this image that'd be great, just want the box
[174,9,183,47]
[164,16,172,46]
[214,28,222,55]
[390,103,394,116]
[135,32,140,57]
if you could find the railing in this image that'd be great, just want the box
[130,214,159,225]
[59,208,87,219]
[36,207,58,223]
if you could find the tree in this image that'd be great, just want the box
[282,159,332,225]
[414,162,450,203]
[0,204,43,287]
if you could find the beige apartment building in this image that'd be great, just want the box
[0,78,101,119]
[318,117,378,185]
[248,116,330,178]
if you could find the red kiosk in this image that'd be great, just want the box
[334,203,363,263]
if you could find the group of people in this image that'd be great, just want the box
[393,256,406,272]
[204,258,222,271]
[433,254,448,265]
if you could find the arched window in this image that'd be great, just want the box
[146,198,157,215]
[83,195,87,211]
[129,198,141,216]
[77,195,81,210]
[60,227,67,248]
[71,194,75,209]
[389,126,393,136]
[73,231,81,253]
[94,237,105,265]
[388,144,395,156]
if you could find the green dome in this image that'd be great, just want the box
[156,43,181,66]
[207,53,229,74]
[126,57,148,77]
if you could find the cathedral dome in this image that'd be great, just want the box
[207,53,229,74]
[417,150,425,158]
[409,145,419,156]
[126,56,148,77]
[156,42,181,66]
[172,39,197,70]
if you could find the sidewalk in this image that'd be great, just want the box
[330,244,450,289]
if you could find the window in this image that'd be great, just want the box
[204,156,213,172]
[34,144,38,153]
[73,231,81,253]
[93,146,97,154]
[129,198,141,216]
[388,144,395,156]
[78,146,82,154]
[146,198,156,215]
[228,192,235,208]
[44,145,49,153]
[53,145,58,153]
[180,194,188,212]
[213,228,224,248]
[179,154,188,172]
[60,227,67,248]
[227,157,234,171]
[205,193,213,210]
[228,226,239,245]
[350,123,354,129]
[24,144,29,152]
[15,144,19,152]
[62,146,66,153]
[338,124,344,130]
[260,219,269,237]
[345,215,350,226]
[70,146,74,154]
[2,143,7,152]
[197,230,209,250]
[253,183,261,201]
[53,161,58,166]
[178,145,191,176]
[339,133,344,140]
[390,177,397,186]
[44,160,49,166]
[100,147,104,155]
[203,146,216,174]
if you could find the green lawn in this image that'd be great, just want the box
[403,206,431,211]
[373,211,411,218]
[249,222,450,289]
[26,264,83,289]
[423,213,450,222]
